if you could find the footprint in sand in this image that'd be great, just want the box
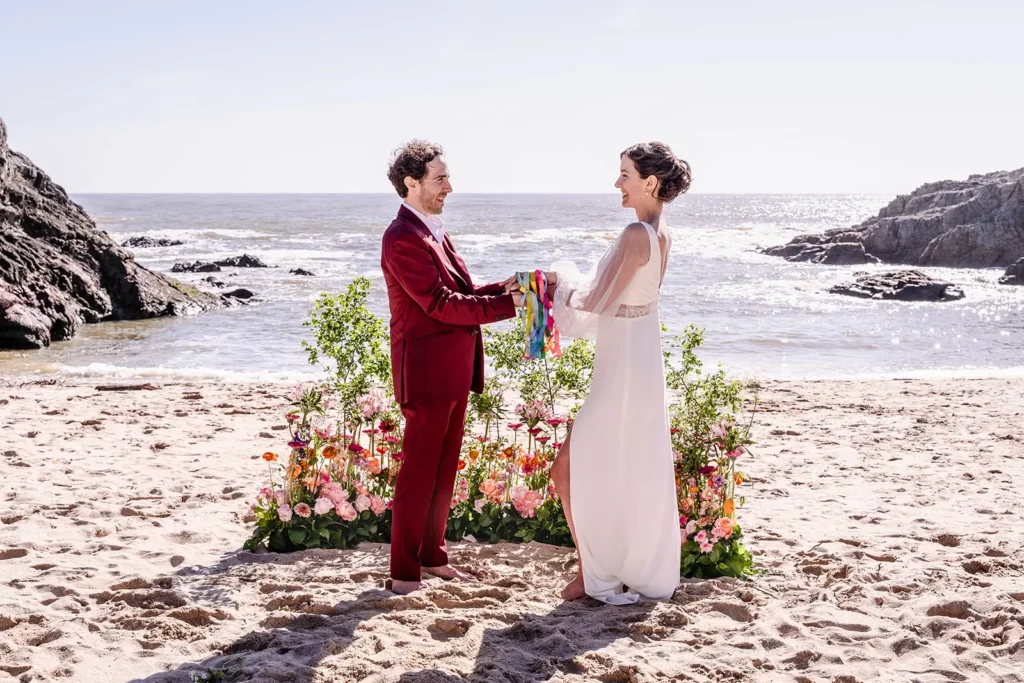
[428,617,472,640]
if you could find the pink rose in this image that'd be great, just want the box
[314,497,334,516]
[354,495,371,513]
[321,481,348,505]
[294,503,312,518]
[695,529,708,545]
[714,517,735,539]
[699,541,713,553]
[474,499,486,513]
[510,485,544,518]
[277,504,293,522]
[370,495,387,516]
[336,501,358,522]
[685,520,697,537]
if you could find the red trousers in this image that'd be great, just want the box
[390,398,468,582]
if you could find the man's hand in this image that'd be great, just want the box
[501,275,520,295]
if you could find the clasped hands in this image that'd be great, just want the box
[501,272,559,307]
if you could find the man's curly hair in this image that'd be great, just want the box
[387,140,444,198]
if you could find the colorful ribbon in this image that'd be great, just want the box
[517,270,561,360]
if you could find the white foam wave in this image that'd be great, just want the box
[37,362,322,384]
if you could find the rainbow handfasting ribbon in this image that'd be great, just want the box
[516,270,561,360]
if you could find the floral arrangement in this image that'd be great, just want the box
[243,385,400,551]
[244,279,758,580]
[673,418,755,578]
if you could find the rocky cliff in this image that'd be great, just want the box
[0,116,219,349]
[764,168,1024,268]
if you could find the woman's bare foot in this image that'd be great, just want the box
[388,579,423,595]
[559,573,586,600]
[423,565,476,582]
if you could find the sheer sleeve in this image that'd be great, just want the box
[551,224,652,340]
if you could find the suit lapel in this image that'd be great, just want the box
[398,206,469,292]
[443,236,473,289]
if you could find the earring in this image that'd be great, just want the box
[645,191,649,196]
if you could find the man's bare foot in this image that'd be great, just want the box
[423,565,476,582]
[559,573,586,601]
[388,579,422,595]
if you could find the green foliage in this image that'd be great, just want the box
[246,509,393,552]
[302,277,391,414]
[665,324,749,452]
[482,316,595,420]
[446,499,573,546]
[680,526,756,579]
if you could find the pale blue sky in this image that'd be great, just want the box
[1,0,1021,194]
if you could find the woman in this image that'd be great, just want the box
[549,141,691,603]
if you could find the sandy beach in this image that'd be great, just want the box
[1,375,1022,682]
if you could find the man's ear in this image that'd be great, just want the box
[404,176,417,195]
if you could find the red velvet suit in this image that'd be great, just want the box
[381,205,515,581]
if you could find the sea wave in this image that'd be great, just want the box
[34,362,322,384]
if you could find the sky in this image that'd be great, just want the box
[1,0,1022,194]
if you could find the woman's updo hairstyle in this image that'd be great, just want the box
[621,141,692,203]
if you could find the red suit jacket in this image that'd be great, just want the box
[381,206,515,404]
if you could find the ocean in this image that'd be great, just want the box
[1,193,1021,382]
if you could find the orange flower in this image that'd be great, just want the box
[262,452,277,462]
[689,486,699,494]
[458,459,467,471]
[469,449,480,461]
[734,473,744,485]
[502,447,514,459]
[322,445,339,460]
[289,464,302,478]
[723,498,735,516]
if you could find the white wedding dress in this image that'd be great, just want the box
[553,221,681,605]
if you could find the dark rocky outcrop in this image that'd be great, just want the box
[289,268,316,276]
[215,254,268,268]
[122,236,184,248]
[765,240,880,266]
[765,168,1024,268]
[201,276,226,288]
[830,270,965,302]
[172,261,221,273]
[0,116,220,349]
[222,288,255,301]
[998,257,1024,285]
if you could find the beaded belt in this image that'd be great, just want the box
[614,301,658,318]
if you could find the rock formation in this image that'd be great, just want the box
[289,268,316,276]
[765,168,1024,268]
[216,254,268,268]
[172,261,221,273]
[122,236,184,248]
[0,116,220,349]
[222,288,255,301]
[998,257,1024,285]
[830,271,965,302]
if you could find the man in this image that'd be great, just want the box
[380,140,522,595]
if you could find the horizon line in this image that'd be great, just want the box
[70,190,901,197]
